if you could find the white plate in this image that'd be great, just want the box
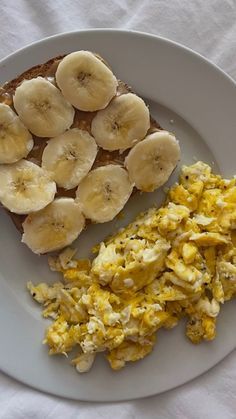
[0,29,236,402]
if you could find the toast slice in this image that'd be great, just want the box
[0,54,162,234]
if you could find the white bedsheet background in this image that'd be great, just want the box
[0,0,236,417]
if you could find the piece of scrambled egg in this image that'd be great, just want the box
[28,162,236,373]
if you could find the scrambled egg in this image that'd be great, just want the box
[28,162,236,373]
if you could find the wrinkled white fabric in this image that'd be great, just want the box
[0,0,236,417]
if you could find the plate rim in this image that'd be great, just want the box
[1,28,235,88]
[1,348,235,403]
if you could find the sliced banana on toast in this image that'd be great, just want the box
[0,50,183,254]
[56,51,118,111]
[91,93,150,151]
[125,131,180,192]
[42,128,98,190]
[0,159,56,214]
[13,77,75,137]
[0,103,33,164]
[76,164,134,223]
[22,198,85,254]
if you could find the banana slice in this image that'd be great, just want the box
[56,51,118,111]
[22,198,85,254]
[41,128,98,190]
[0,159,56,214]
[13,77,75,137]
[125,131,180,192]
[91,93,150,151]
[76,165,133,223]
[0,103,33,164]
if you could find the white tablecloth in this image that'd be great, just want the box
[0,0,236,417]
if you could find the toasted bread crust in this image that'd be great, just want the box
[0,54,161,233]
